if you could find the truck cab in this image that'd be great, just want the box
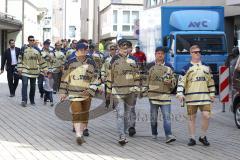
[166,31,227,86]
[140,6,228,90]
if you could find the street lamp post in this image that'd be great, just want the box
[64,0,67,39]
[5,0,8,13]
[22,0,25,46]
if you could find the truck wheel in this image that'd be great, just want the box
[235,103,240,129]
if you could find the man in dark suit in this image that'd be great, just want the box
[1,39,21,97]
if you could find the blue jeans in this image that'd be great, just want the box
[38,74,44,95]
[150,102,172,137]
[22,76,36,103]
[44,90,53,102]
[53,72,62,92]
[115,93,137,138]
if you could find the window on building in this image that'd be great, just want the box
[69,26,76,38]
[122,25,131,31]
[123,11,130,23]
[151,0,157,6]
[113,25,118,31]
[122,11,131,32]
[113,10,118,24]
[132,11,139,23]
[113,10,118,31]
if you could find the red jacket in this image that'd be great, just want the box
[133,51,146,63]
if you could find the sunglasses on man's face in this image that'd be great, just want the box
[110,48,116,50]
[191,50,201,54]
[29,39,35,42]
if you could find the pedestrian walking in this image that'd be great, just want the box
[52,41,66,93]
[109,39,140,145]
[43,70,54,106]
[145,47,176,143]
[176,45,215,146]
[17,35,47,107]
[38,40,54,98]
[1,39,21,97]
[101,43,117,109]
[59,43,98,145]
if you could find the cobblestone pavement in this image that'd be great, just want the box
[0,80,239,160]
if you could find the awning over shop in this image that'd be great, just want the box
[0,12,22,30]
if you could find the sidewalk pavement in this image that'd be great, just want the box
[0,81,239,160]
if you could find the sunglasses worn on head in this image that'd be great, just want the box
[191,50,201,54]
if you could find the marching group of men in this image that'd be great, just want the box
[1,35,215,147]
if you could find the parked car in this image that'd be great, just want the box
[231,55,240,129]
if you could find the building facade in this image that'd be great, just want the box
[99,0,143,46]
[80,0,100,42]
[0,0,22,55]
[52,0,81,42]
[0,0,48,53]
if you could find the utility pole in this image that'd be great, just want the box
[5,0,8,13]
[22,0,25,46]
[64,0,67,39]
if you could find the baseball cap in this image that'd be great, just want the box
[117,39,131,47]
[43,40,51,45]
[155,46,165,53]
[77,43,88,50]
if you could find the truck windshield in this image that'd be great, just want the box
[176,34,227,54]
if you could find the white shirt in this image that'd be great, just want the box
[10,48,17,65]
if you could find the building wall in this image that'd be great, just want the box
[144,0,240,17]
[66,0,81,40]
[99,0,111,11]
[100,4,143,41]
[93,0,100,42]
[80,0,99,41]
[7,0,22,47]
[24,3,41,42]
[52,0,65,42]
[80,0,89,39]
[226,0,240,6]
[118,0,143,5]
[88,0,94,40]
[6,0,48,46]
[0,0,6,13]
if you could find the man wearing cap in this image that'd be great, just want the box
[17,35,47,107]
[66,39,89,64]
[101,43,117,108]
[64,39,92,137]
[126,40,138,138]
[109,39,140,145]
[61,39,69,54]
[52,41,66,93]
[38,40,54,98]
[87,43,105,76]
[145,46,176,143]
[59,42,98,145]
[65,40,78,60]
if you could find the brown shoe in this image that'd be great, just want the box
[76,136,85,145]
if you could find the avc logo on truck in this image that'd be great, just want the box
[188,21,208,28]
